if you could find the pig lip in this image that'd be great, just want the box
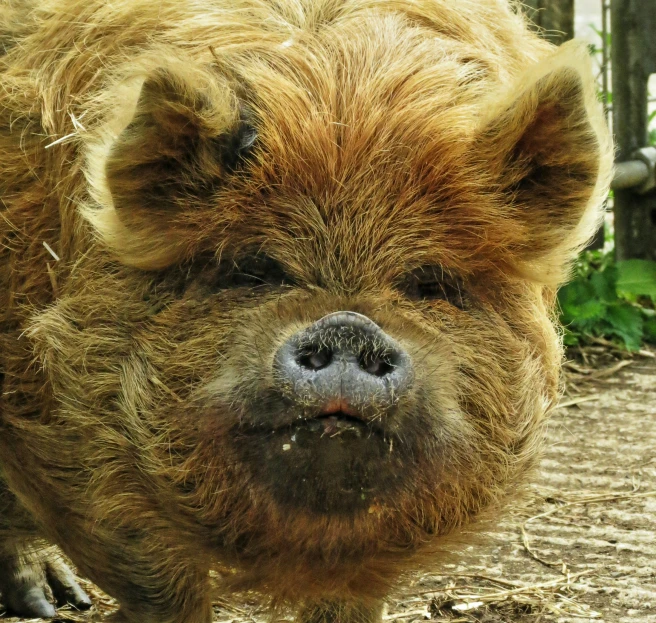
[316,412,364,425]
[318,399,360,418]
[240,408,384,438]
[308,399,372,434]
[305,412,371,437]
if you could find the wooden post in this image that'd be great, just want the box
[522,0,575,45]
[611,0,656,261]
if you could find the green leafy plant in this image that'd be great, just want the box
[558,251,656,351]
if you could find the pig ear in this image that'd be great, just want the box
[84,63,255,269]
[476,42,612,285]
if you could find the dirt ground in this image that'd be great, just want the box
[3,348,655,623]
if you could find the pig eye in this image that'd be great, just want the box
[202,253,295,291]
[398,266,466,309]
[155,253,295,299]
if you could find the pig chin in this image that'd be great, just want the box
[234,409,412,514]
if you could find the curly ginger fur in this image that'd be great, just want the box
[0,1,611,622]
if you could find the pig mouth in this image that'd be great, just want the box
[235,392,389,438]
[239,407,385,444]
[232,403,410,514]
[299,412,371,437]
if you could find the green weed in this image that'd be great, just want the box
[558,251,656,351]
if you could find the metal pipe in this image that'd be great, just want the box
[611,160,650,190]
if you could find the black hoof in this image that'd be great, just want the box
[0,543,92,618]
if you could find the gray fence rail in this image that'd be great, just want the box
[612,148,656,194]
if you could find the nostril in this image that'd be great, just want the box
[297,347,333,371]
[358,350,395,377]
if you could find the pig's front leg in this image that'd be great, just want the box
[105,575,212,623]
[82,537,212,623]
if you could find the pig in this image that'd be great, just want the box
[0,0,612,621]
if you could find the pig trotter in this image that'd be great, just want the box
[45,553,93,610]
[0,544,92,617]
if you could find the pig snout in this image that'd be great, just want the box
[274,311,414,412]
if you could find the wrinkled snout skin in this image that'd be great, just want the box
[274,311,415,412]
[0,1,612,622]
